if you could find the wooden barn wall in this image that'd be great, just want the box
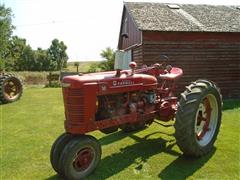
[132,46,143,67]
[142,31,240,98]
[118,8,142,50]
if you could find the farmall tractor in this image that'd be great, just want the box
[50,54,222,179]
[0,72,23,104]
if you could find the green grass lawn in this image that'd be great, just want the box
[1,88,240,180]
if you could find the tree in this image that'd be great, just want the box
[88,62,100,73]
[4,36,68,71]
[20,45,35,71]
[0,6,69,72]
[4,36,45,71]
[88,47,115,73]
[34,48,51,71]
[0,5,14,71]
[47,39,68,71]
[5,36,29,71]
[99,47,115,71]
[74,61,80,72]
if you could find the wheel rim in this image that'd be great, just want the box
[73,147,94,172]
[3,78,21,100]
[195,94,218,146]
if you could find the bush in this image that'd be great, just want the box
[11,71,50,85]
[87,47,115,73]
[45,82,61,88]
[0,59,4,71]
[88,62,101,73]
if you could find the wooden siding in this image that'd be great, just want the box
[118,7,142,50]
[142,31,240,98]
[132,46,143,66]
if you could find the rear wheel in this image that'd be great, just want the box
[0,74,23,104]
[59,135,101,180]
[174,79,222,157]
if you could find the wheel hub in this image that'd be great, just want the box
[3,78,21,100]
[195,94,218,146]
[195,98,212,140]
[73,148,94,172]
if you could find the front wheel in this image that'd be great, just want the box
[50,133,73,174]
[174,79,222,157]
[58,135,101,180]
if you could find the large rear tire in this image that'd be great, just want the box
[58,135,101,180]
[174,79,222,157]
[0,74,23,104]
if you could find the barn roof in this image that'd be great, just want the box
[124,2,240,32]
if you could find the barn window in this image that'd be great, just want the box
[167,4,180,9]
[121,17,129,38]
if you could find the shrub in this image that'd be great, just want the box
[11,71,50,85]
[45,82,61,88]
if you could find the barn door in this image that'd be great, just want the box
[122,49,132,70]
[114,49,132,70]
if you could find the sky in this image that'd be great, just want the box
[1,0,240,61]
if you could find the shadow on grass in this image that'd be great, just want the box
[98,130,130,146]
[45,175,64,180]
[159,147,216,180]
[223,99,240,110]
[98,122,174,146]
[87,132,179,180]
[46,131,177,180]
[46,131,215,180]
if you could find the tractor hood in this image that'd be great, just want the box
[62,71,157,95]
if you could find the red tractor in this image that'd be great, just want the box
[50,61,222,180]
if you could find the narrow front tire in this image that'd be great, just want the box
[59,135,101,180]
[50,133,73,174]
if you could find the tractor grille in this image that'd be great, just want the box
[64,88,85,122]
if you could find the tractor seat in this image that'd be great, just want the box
[159,67,183,80]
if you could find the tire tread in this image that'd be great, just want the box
[174,79,222,157]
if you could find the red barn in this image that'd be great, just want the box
[118,2,240,98]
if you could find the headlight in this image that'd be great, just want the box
[61,82,71,88]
